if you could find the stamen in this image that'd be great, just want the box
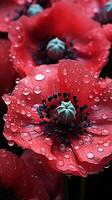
[56,101,76,125]
[46,37,66,61]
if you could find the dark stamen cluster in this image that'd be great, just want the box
[37,93,91,152]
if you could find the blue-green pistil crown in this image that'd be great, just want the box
[56,101,76,125]
[105,1,112,12]
[27,4,43,16]
[46,37,66,61]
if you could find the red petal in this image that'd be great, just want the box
[21,150,64,199]
[71,78,112,174]
[103,24,112,42]
[0,39,17,96]
[0,0,27,32]
[8,1,110,76]
[0,149,38,199]
[3,60,106,175]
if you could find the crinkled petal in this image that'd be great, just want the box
[0,39,18,96]
[3,62,112,175]
[0,149,44,199]
[21,150,64,199]
[71,78,112,174]
[0,0,28,32]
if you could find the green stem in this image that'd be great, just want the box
[79,178,86,200]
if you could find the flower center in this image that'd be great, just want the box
[37,93,90,151]
[46,38,66,61]
[33,37,77,65]
[56,101,76,125]
[0,187,19,200]
[27,4,43,16]
[94,1,112,24]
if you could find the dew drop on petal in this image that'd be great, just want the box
[23,88,30,96]
[46,69,50,73]
[102,114,108,120]
[57,160,64,167]
[3,96,11,105]
[87,152,94,159]
[8,141,15,146]
[97,147,104,152]
[74,145,80,150]
[102,129,109,136]
[26,112,32,117]
[94,97,100,102]
[10,123,18,132]
[104,164,110,169]
[35,74,45,81]
[82,74,90,84]
[3,114,7,121]
[33,86,41,95]
[91,105,99,111]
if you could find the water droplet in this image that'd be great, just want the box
[3,114,7,121]
[98,147,104,152]
[8,141,15,146]
[83,74,90,84]
[15,78,20,84]
[91,105,99,111]
[102,114,108,119]
[33,86,41,95]
[94,97,100,102]
[4,96,11,105]
[63,69,67,76]
[23,88,30,96]
[10,123,18,132]
[104,164,110,169]
[102,129,109,135]
[46,69,50,73]
[21,110,26,115]
[87,152,94,159]
[74,145,79,150]
[64,154,70,159]
[58,161,64,167]
[27,112,32,117]
[35,74,45,81]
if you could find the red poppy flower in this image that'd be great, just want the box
[0,149,49,200]
[8,2,110,77]
[0,38,18,97]
[0,0,51,32]
[3,59,112,176]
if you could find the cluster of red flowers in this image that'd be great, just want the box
[0,0,112,199]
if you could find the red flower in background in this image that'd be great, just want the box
[0,38,17,97]
[0,149,63,200]
[3,59,112,176]
[21,150,64,200]
[0,149,48,200]
[8,2,110,77]
[0,0,32,32]
[0,0,52,32]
